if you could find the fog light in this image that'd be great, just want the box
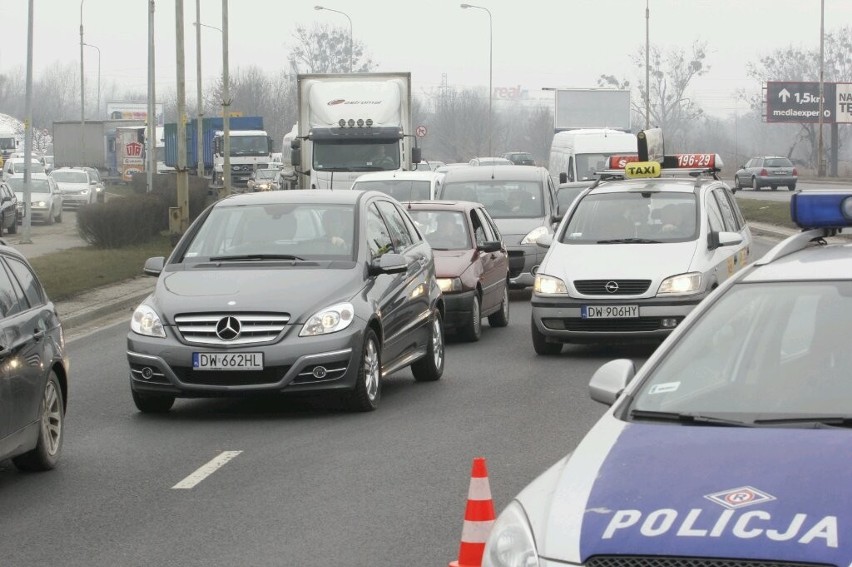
[661,318,679,328]
[141,367,154,380]
[312,366,328,379]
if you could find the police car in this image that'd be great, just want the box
[483,191,852,566]
[531,148,751,353]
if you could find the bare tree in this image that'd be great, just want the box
[287,24,375,74]
[599,41,709,146]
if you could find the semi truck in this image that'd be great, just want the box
[52,119,146,174]
[0,127,18,161]
[164,116,271,185]
[290,72,419,190]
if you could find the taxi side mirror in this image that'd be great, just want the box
[143,256,165,276]
[708,231,743,251]
[589,359,635,406]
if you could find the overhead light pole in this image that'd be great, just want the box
[22,0,35,244]
[461,3,492,156]
[194,0,204,178]
[314,5,352,72]
[817,0,825,177]
[83,42,100,119]
[645,0,650,130]
[147,0,155,193]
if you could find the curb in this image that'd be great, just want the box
[56,288,153,332]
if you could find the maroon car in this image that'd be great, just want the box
[407,200,510,341]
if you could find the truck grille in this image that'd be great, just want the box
[574,279,651,295]
[174,312,290,346]
[586,556,834,567]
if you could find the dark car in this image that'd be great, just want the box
[437,165,560,289]
[0,182,18,234]
[407,200,510,341]
[0,243,69,471]
[733,156,798,191]
[127,190,445,413]
[501,151,536,166]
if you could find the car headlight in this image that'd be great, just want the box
[81,188,90,195]
[482,501,539,567]
[521,226,549,245]
[130,304,166,338]
[300,302,355,337]
[658,272,702,295]
[534,274,568,295]
[437,277,462,293]
[33,200,46,207]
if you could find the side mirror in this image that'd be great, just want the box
[708,230,743,251]
[589,359,635,406]
[411,147,422,165]
[290,139,301,167]
[369,253,408,275]
[477,240,502,253]
[535,233,553,248]
[559,172,568,184]
[143,256,165,276]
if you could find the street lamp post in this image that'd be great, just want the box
[314,5,352,72]
[817,0,825,177]
[194,0,205,177]
[79,0,85,166]
[83,42,100,119]
[645,0,650,130]
[461,3,492,157]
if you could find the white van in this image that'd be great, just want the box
[350,170,442,201]
[548,128,636,184]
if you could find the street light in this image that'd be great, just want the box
[461,3,493,156]
[314,5,352,73]
[83,42,100,119]
[195,21,222,33]
[79,0,86,167]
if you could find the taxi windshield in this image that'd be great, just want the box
[629,282,852,420]
[561,191,697,244]
[180,203,357,262]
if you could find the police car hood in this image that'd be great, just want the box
[544,241,698,280]
[523,415,846,563]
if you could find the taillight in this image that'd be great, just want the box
[792,168,798,176]
[759,168,768,176]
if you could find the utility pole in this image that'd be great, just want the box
[79,0,86,168]
[176,0,189,231]
[146,0,156,193]
[222,0,232,196]
[21,0,35,244]
[817,0,826,177]
[195,0,204,178]
[645,0,650,130]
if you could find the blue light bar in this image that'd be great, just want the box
[790,191,852,229]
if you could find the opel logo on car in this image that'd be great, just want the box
[216,316,241,340]
[605,281,620,293]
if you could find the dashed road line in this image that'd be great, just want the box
[172,451,243,489]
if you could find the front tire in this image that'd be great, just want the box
[411,311,445,382]
[13,372,64,471]
[531,316,562,355]
[733,175,741,191]
[132,389,175,413]
[459,294,482,342]
[488,284,510,328]
[788,184,796,191]
[345,329,381,412]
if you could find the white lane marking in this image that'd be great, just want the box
[172,451,242,489]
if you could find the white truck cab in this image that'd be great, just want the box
[548,128,637,184]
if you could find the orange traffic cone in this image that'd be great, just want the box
[449,457,496,567]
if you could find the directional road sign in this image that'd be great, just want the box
[766,81,852,124]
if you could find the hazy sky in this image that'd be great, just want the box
[3,0,851,119]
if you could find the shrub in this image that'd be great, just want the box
[76,193,168,248]
[131,172,210,219]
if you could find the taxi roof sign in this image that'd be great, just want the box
[624,161,661,178]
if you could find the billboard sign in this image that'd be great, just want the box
[554,89,631,132]
[765,81,852,124]
[106,102,164,125]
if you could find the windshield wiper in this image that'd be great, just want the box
[630,409,751,427]
[209,254,306,262]
[597,238,662,244]
[753,415,852,428]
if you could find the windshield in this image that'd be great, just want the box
[630,282,852,419]
[181,203,356,262]
[230,135,269,156]
[313,140,400,172]
[255,169,278,180]
[9,178,50,194]
[441,180,544,219]
[0,138,16,150]
[408,210,471,250]
[51,170,88,183]
[353,179,431,201]
[11,161,45,174]
[561,191,697,243]
[576,153,620,180]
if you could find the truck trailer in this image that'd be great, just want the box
[290,72,419,190]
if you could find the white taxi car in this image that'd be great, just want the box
[484,190,851,565]
[531,153,751,353]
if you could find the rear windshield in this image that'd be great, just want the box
[8,177,51,193]
[764,158,793,168]
[353,179,432,201]
[441,180,544,219]
[561,191,698,244]
[408,210,471,250]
